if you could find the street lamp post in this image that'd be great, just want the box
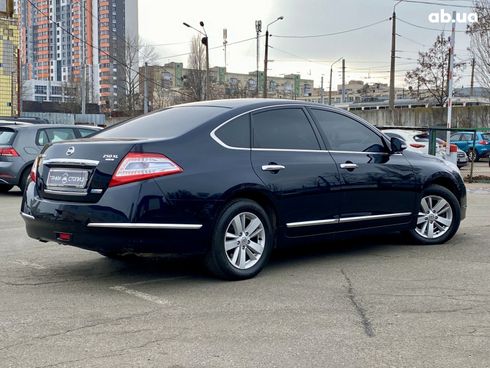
[183,21,209,100]
[255,20,262,97]
[328,57,343,105]
[263,16,284,98]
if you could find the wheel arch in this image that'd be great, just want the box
[425,175,462,203]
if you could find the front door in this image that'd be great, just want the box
[308,108,417,230]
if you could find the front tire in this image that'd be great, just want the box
[205,199,273,280]
[408,184,461,245]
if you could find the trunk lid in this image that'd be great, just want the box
[37,138,140,202]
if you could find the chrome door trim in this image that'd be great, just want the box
[286,212,412,228]
[287,218,338,228]
[87,223,203,230]
[339,212,412,223]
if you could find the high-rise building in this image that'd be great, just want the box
[17,0,138,111]
[0,0,19,116]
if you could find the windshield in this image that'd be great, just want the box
[97,106,229,139]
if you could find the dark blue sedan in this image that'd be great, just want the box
[21,100,466,279]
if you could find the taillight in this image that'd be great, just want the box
[479,140,488,145]
[109,153,183,187]
[0,147,19,157]
[410,143,426,149]
[30,155,40,182]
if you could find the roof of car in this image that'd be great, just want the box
[0,124,99,130]
[173,98,346,111]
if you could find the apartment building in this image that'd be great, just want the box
[17,0,138,112]
[0,1,19,116]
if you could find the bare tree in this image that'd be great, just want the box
[183,36,206,102]
[120,36,157,116]
[405,34,465,106]
[467,0,490,97]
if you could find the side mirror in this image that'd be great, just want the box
[390,137,407,153]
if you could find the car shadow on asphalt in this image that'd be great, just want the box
[36,232,413,285]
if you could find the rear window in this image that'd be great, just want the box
[482,133,490,141]
[0,128,16,145]
[97,106,229,139]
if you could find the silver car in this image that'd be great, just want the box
[0,124,100,193]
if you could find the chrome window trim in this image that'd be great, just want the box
[87,223,203,230]
[210,104,317,151]
[210,104,392,155]
[43,158,100,166]
[286,212,412,228]
[20,212,35,220]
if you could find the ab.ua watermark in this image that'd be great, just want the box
[428,9,478,24]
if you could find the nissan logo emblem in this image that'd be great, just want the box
[66,146,75,156]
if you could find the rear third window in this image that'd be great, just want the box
[0,129,16,145]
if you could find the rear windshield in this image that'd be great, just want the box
[0,128,16,145]
[97,106,229,139]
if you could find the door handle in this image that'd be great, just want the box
[340,163,358,170]
[262,164,285,172]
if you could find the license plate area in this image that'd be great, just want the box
[46,168,89,190]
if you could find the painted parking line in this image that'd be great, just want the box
[13,260,46,270]
[110,285,169,306]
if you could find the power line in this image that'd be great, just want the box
[398,17,468,32]
[400,0,473,8]
[272,18,389,39]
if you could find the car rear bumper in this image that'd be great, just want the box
[0,161,21,185]
[21,181,217,255]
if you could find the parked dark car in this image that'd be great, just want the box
[21,100,466,280]
[0,124,100,193]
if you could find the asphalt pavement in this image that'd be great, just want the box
[0,185,489,368]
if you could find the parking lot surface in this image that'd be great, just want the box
[1,185,489,368]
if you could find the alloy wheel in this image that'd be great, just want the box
[415,195,453,239]
[224,212,265,270]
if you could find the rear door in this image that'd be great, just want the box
[308,108,416,229]
[250,107,342,236]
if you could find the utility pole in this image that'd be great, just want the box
[320,75,324,104]
[255,20,262,97]
[470,57,475,96]
[263,16,284,98]
[446,11,456,156]
[144,62,148,114]
[223,28,227,69]
[328,57,342,105]
[263,28,270,98]
[17,49,21,116]
[341,58,346,103]
[81,0,86,115]
[389,10,396,122]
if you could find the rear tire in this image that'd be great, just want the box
[407,184,461,245]
[0,185,13,193]
[205,199,273,280]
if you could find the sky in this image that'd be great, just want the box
[138,0,476,90]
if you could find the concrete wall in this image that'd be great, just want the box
[350,106,490,128]
[21,112,106,125]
